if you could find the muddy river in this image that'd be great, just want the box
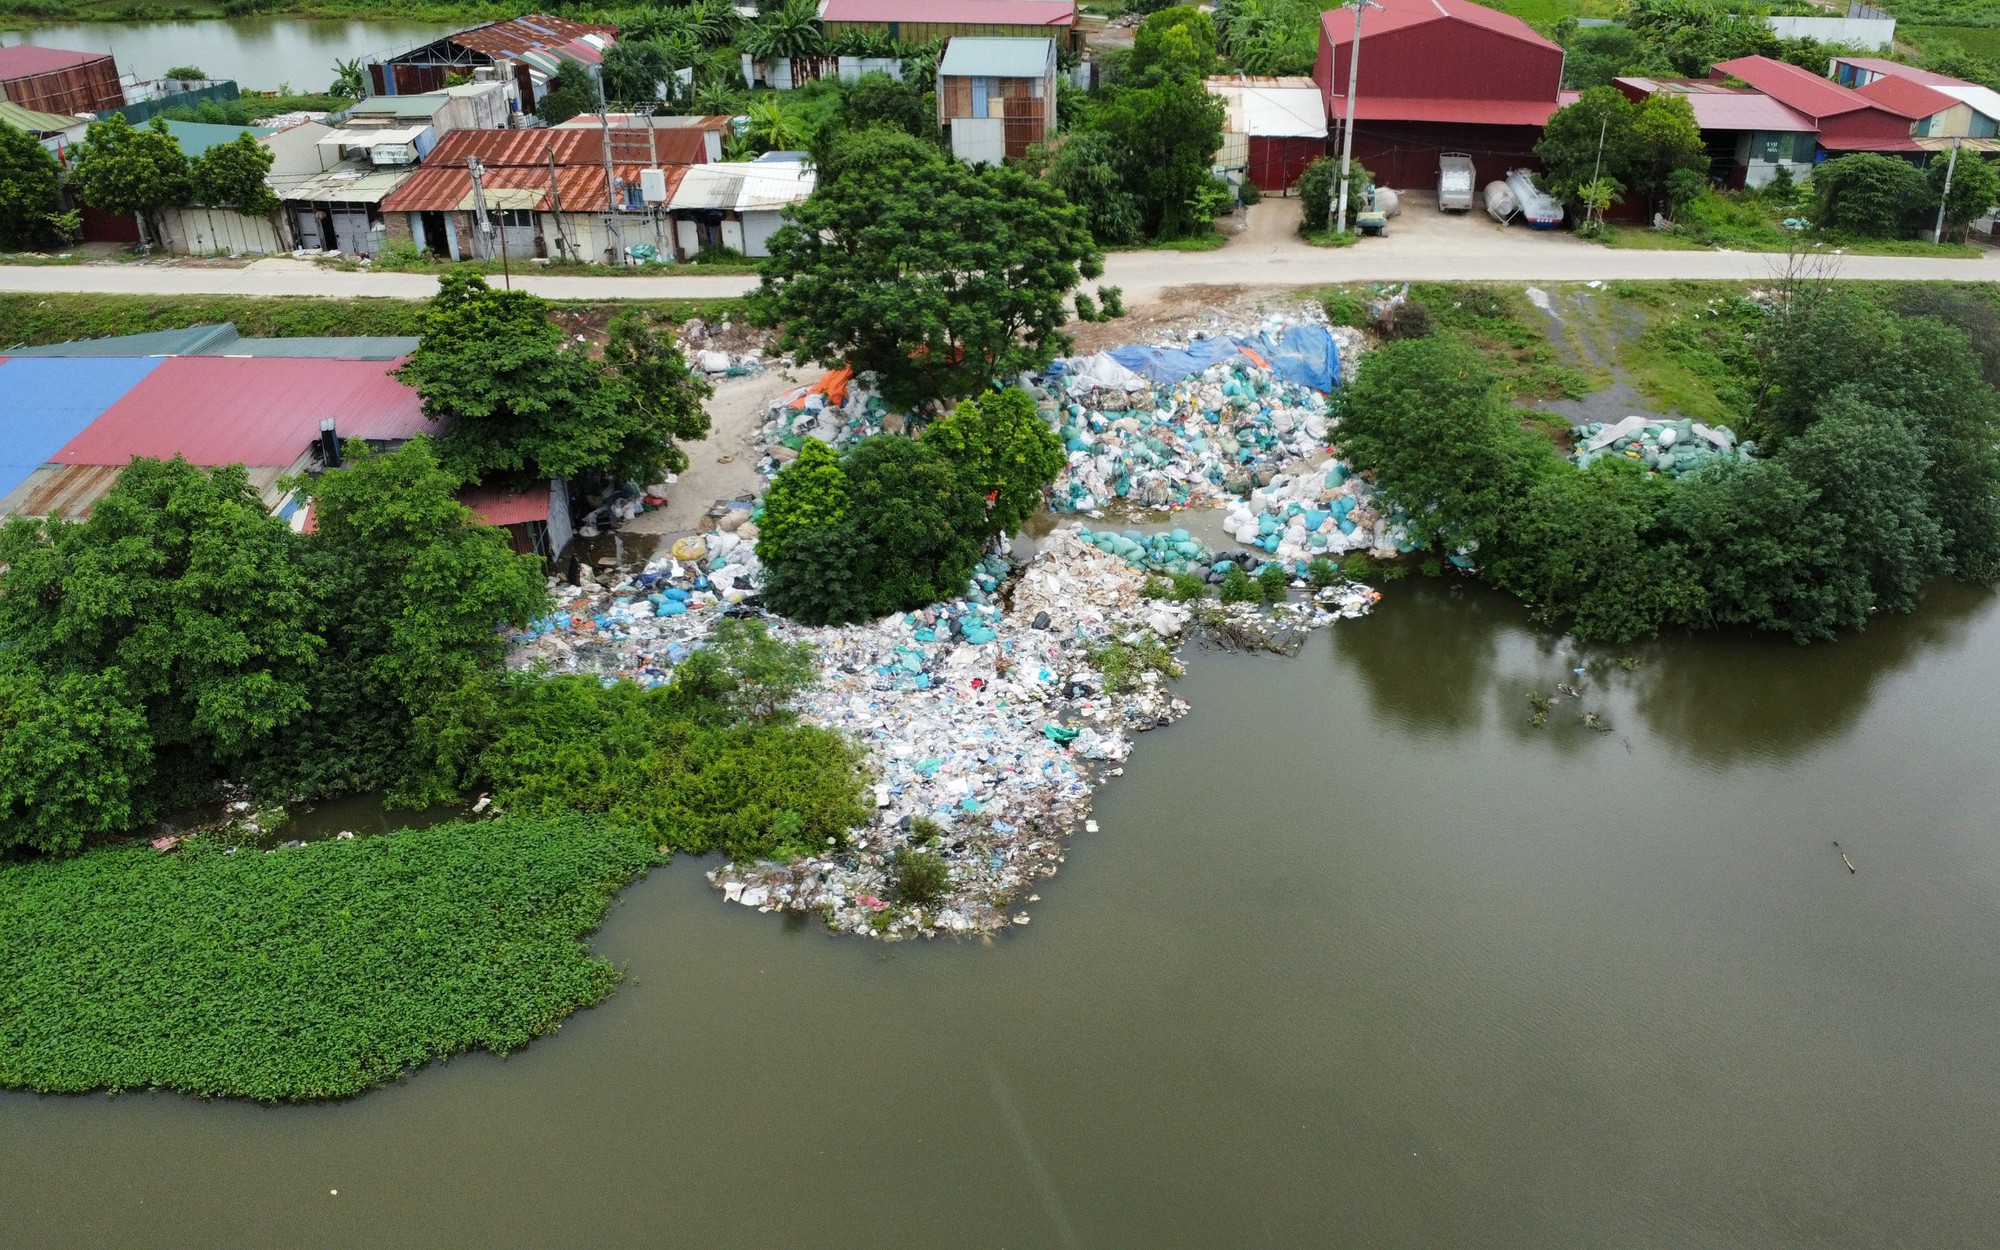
[4,577,1998,1247]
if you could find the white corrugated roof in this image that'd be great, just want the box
[1209,78,1326,139]
[667,161,816,212]
[938,36,1056,79]
[1936,84,2000,123]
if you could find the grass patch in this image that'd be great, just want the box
[1599,188,1984,258]
[1908,25,2000,57]
[1112,231,1228,253]
[0,816,655,1102]
[1086,635,1184,693]
[1408,282,1590,400]
[1299,229,1360,248]
[0,292,749,348]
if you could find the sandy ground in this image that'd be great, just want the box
[624,369,804,538]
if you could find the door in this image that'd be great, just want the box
[675,218,699,259]
[420,211,450,257]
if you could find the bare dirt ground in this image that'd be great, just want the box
[625,369,805,537]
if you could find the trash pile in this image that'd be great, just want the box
[1570,415,1749,478]
[505,523,1380,939]
[1045,318,1364,513]
[757,367,898,470]
[707,528,1378,939]
[1222,461,1415,560]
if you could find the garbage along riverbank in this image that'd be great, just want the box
[508,527,1377,938]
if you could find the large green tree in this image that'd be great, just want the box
[0,458,319,800]
[68,114,191,246]
[0,123,63,249]
[753,158,1101,407]
[1931,153,1999,239]
[601,310,713,478]
[923,386,1065,536]
[1812,153,1934,239]
[398,274,703,487]
[1089,72,1227,239]
[1534,86,1640,213]
[1035,131,1145,245]
[0,662,152,855]
[188,132,276,215]
[1130,5,1219,80]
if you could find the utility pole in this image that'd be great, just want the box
[594,64,621,265]
[1334,0,1383,236]
[1933,135,1961,246]
[1587,117,1607,230]
[546,139,570,261]
[467,155,510,288]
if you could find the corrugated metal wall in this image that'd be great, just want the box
[0,57,124,114]
[159,205,287,256]
[1321,24,1562,106]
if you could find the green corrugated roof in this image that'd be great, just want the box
[159,119,273,158]
[7,323,419,360]
[0,99,84,135]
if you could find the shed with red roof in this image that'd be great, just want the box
[0,45,123,115]
[1312,0,1567,190]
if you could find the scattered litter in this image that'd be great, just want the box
[1571,416,1751,478]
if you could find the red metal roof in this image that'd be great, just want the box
[441,15,618,60]
[1320,0,1558,53]
[0,45,114,78]
[819,0,1074,26]
[1348,96,1561,126]
[421,126,710,169]
[459,483,550,526]
[52,358,430,469]
[382,160,671,212]
[1831,57,1963,88]
[1712,56,1869,121]
[1855,74,1955,120]
[1616,78,1817,133]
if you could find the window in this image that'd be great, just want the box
[498,209,534,228]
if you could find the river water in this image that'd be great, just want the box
[5,577,2000,1247]
[0,18,453,92]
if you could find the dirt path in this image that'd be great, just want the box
[624,370,803,538]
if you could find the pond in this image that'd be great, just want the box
[0,17,455,92]
[4,576,1998,1247]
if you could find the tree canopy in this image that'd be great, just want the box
[0,124,63,249]
[189,132,277,215]
[398,275,707,487]
[68,114,190,244]
[753,159,1101,407]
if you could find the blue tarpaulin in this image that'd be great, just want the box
[0,357,163,502]
[1105,336,1247,385]
[1248,323,1340,392]
[1103,324,1340,392]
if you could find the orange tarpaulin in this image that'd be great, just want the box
[789,366,853,409]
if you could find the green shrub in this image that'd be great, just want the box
[1342,553,1373,580]
[1074,292,1100,322]
[1218,565,1259,602]
[889,847,950,905]
[1421,557,1444,578]
[1239,180,1262,205]
[1099,284,1127,317]
[1087,636,1183,693]
[1256,562,1289,601]
[1306,557,1340,588]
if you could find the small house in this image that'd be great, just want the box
[1208,75,1328,194]
[1831,57,2000,142]
[156,119,335,255]
[936,37,1058,163]
[819,0,1081,54]
[1613,78,1817,190]
[0,99,89,161]
[367,14,618,113]
[667,155,816,259]
[1710,56,1944,158]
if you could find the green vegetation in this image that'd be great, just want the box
[0,122,65,249]
[0,441,547,843]
[406,638,869,861]
[758,388,1063,626]
[68,114,189,246]
[1402,283,1589,400]
[889,847,950,906]
[1086,635,1184,693]
[0,816,653,1102]
[1297,156,1371,236]
[397,275,711,486]
[163,94,356,125]
[752,133,1101,409]
[1336,283,2000,642]
[1536,86,1706,224]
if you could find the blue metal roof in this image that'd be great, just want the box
[0,357,163,501]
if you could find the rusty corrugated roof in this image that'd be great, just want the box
[440,15,618,61]
[1,462,287,520]
[423,125,709,169]
[382,160,674,212]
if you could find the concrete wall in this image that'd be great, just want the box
[1766,16,1894,51]
[159,204,285,255]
